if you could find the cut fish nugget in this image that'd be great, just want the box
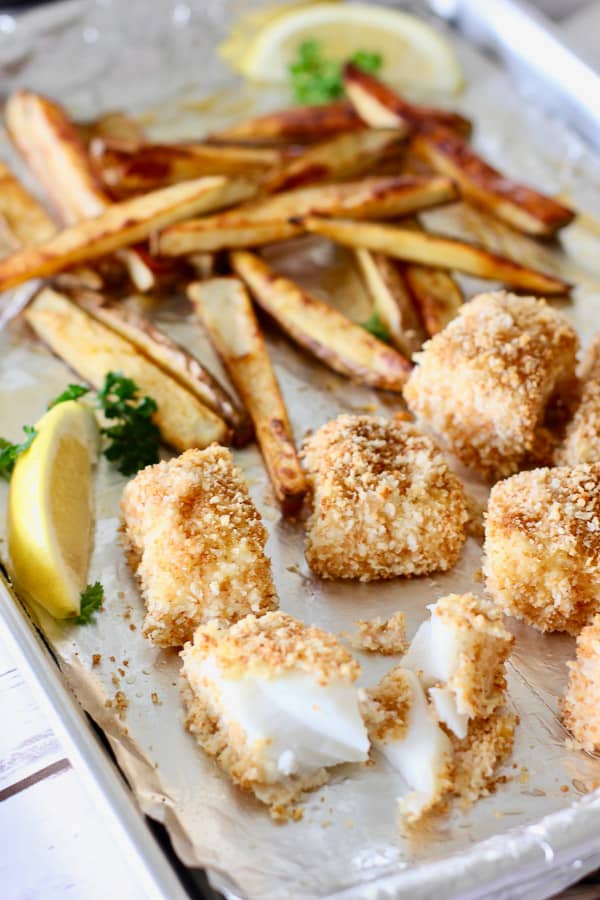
[120,447,278,647]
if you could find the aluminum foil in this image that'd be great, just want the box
[3,2,600,898]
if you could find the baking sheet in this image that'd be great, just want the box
[3,2,600,898]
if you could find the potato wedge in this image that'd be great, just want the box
[76,291,252,445]
[91,139,284,198]
[209,100,366,145]
[230,250,411,391]
[0,160,56,246]
[411,125,574,237]
[5,90,157,291]
[26,288,228,451]
[341,66,574,237]
[264,128,407,193]
[189,277,307,514]
[0,176,256,292]
[354,249,425,356]
[402,263,463,335]
[343,63,472,137]
[158,175,458,255]
[300,217,570,296]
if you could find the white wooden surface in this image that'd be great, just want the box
[1,2,600,900]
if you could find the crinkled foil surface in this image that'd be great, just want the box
[3,3,600,898]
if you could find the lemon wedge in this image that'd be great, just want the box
[237,2,463,94]
[8,400,99,619]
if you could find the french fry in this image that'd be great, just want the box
[5,90,157,291]
[208,100,366,145]
[26,288,229,451]
[402,263,463,335]
[411,125,574,237]
[0,176,256,292]
[76,291,253,446]
[300,216,570,296]
[91,139,285,198]
[188,277,307,514]
[343,63,472,137]
[75,111,145,148]
[158,175,458,255]
[263,128,407,193]
[342,65,574,237]
[230,250,412,391]
[354,249,425,356]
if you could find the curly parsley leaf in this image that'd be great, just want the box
[48,383,91,409]
[0,426,37,480]
[97,371,160,476]
[75,581,104,625]
[289,40,383,105]
[361,310,391,343]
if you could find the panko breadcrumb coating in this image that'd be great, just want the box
[558,333,600,465]
[120,447,278,647]
[484,464,600,634]
[403,593,514,736]
[562,614,600,751]
[404,291,578,480]
[348,612,408,655]
[301,415,468,581]
[180,612,369,819]
[451,711,517,808]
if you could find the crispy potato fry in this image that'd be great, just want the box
[209,100,366,145]
[264,128,407,193]
[0,160,56,246]
[5,90,157,291]
[0,176,256,292]
[342,66,574,236]
[26,288,228,450]
[91,139,285,198]
[343,63,472,137]
[411,126,574,237]
[300,217,570,296]
[76,291,252,445]
[230,250,411,391]
[158,175,458,255]
[402,262,463,335]
[354,249,425,356]
[75,111,145,147]
[188,277,307,514]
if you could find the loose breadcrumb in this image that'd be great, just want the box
[361,666,412,743]
[484,464,600,633]
[404,291,578,480]
[562,613,600,750]
[558,333,600,465]
[348,613,408,655]
[120,447,278,647]
[301,415,467,581]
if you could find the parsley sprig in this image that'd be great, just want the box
[75,581,104,625]
[97,372,160,476]
[0,426,37,480]
[289,40,382,105]
[361,310,391,343]
[48,384,91,408]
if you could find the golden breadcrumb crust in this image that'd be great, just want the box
[562,613,600,751]
[348,612,408,655]
[558,333,600,465]
[484,464,600,633]
[184,611,360,685]
[120,446,278,647]
[180,611,362,819]
[301,415,468,581]
[362,666,412,743]
[404,291,578,480]
[434,593,514,719]
[450,711,517,808]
